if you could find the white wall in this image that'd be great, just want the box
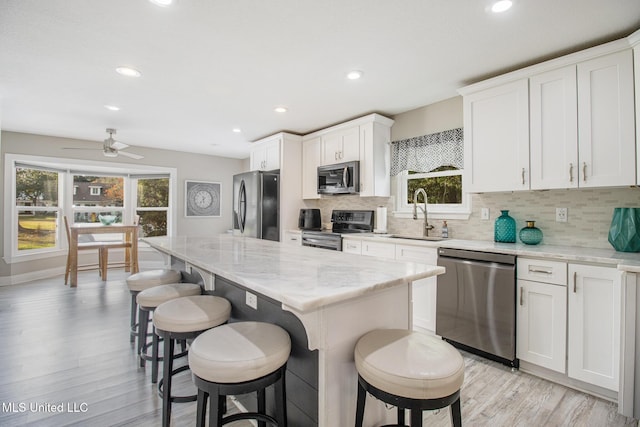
[1,131,245,280]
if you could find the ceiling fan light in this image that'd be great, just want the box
[103,150,118,158]
[115,67,142,78]
[149,0,173,6]
[491,0,513,13]
[347,70,363,80]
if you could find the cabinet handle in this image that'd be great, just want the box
[573,271,577,293]
[569,163,573,182]
[582,162,587,182]
[521,168,525,185]
[520,287,524,306]
[335,152,338,161]
[528,266,552,274]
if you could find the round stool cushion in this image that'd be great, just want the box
[354,329,464,400]
[137,283,202,308]
[153,295,231,333]
[189,321,291,384]
[127,269,182,292]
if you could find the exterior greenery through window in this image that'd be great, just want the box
[14,166,171,253]
[406,166,463,205]
[16,168,59,251]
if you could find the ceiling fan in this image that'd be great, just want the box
[63,128,144,160]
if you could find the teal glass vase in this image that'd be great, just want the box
[608,207,640,252]
[519,221,543,245]
[494,210,516,243]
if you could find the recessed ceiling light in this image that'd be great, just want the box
[347,70,363,80]
[104,105,120,111]
[491,0,513,13]
[274,107,287,113]
[115,66,142,77]
[232,128,241,133]
[149,0,173,6]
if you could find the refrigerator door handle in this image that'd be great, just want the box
[237,179,247,233]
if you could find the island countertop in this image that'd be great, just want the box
[142,235,444,312]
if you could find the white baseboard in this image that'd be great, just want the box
[0,260,168,286]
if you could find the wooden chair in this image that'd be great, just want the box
[63,216,133,285]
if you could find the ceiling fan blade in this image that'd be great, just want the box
[117,150,144,160]
[111,141,129,150]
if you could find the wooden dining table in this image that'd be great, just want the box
[68,223,139,287]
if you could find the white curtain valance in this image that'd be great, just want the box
[390,128,463,176]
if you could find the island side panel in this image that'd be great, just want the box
[289,283,412,427]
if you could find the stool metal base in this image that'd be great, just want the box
[355,374,462,427]
[156,328,203,427]
[193,364,288,427]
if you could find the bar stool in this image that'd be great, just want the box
[136,282,203,383]
[189,321,291,427]
[354,329,464,427]
[153,295,232,427]
[126,269,182,344]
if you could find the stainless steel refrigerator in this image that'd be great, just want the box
[232,170,280,241]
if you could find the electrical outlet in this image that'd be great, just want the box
[556,207,568,223]
[245,291,257,310]
[481,208,490,220]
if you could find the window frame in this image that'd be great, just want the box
[393,169,471,220]
[3,153,177,264]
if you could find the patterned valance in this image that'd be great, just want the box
[390,128,463,176]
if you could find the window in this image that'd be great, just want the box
[15,167,62,252]
[391,128,470,219]
[135,177,170,237]
[4,153,177,263]
[73,175,124,224]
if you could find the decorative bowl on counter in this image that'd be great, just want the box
[98,215,117,225]
[519,221,543,245]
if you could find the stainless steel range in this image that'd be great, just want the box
[301,210,374,251]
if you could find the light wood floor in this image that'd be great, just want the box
[0,271,636,427]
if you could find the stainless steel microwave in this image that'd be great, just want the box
[317,161,359,195]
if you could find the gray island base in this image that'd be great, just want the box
[143,235,444,426]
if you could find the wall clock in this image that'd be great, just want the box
[185,180,221,217]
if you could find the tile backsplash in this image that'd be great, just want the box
[307,187,640,249]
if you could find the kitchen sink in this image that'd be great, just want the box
[378,234,445,242]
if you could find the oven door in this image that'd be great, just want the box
[301,231,342,251]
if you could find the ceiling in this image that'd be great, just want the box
[1,1,639,160]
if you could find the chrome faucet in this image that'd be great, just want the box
[413,188,434,237]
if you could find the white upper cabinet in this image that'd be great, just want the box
[302,114,394,199]
[576,50,635,188]
[302,136,322,199]
[530,66,578,189]
[321,126,360,165]
[250,136,281,171]
[461,35,637,192]
[462,79,530,192]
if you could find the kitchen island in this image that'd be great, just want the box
[143,234,444,427]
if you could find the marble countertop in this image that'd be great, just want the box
[142,235,444,312]
[342,233,640,270]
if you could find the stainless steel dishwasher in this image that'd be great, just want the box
[436,248,518,368]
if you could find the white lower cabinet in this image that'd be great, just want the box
[567,263,621,391]
[517,258,567,373]
[283,231,301,246]
[343,237,438,334]
[517,258,622,393]
[517,279,567,373]
[395,244,437,334]
[343,239,362,255]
